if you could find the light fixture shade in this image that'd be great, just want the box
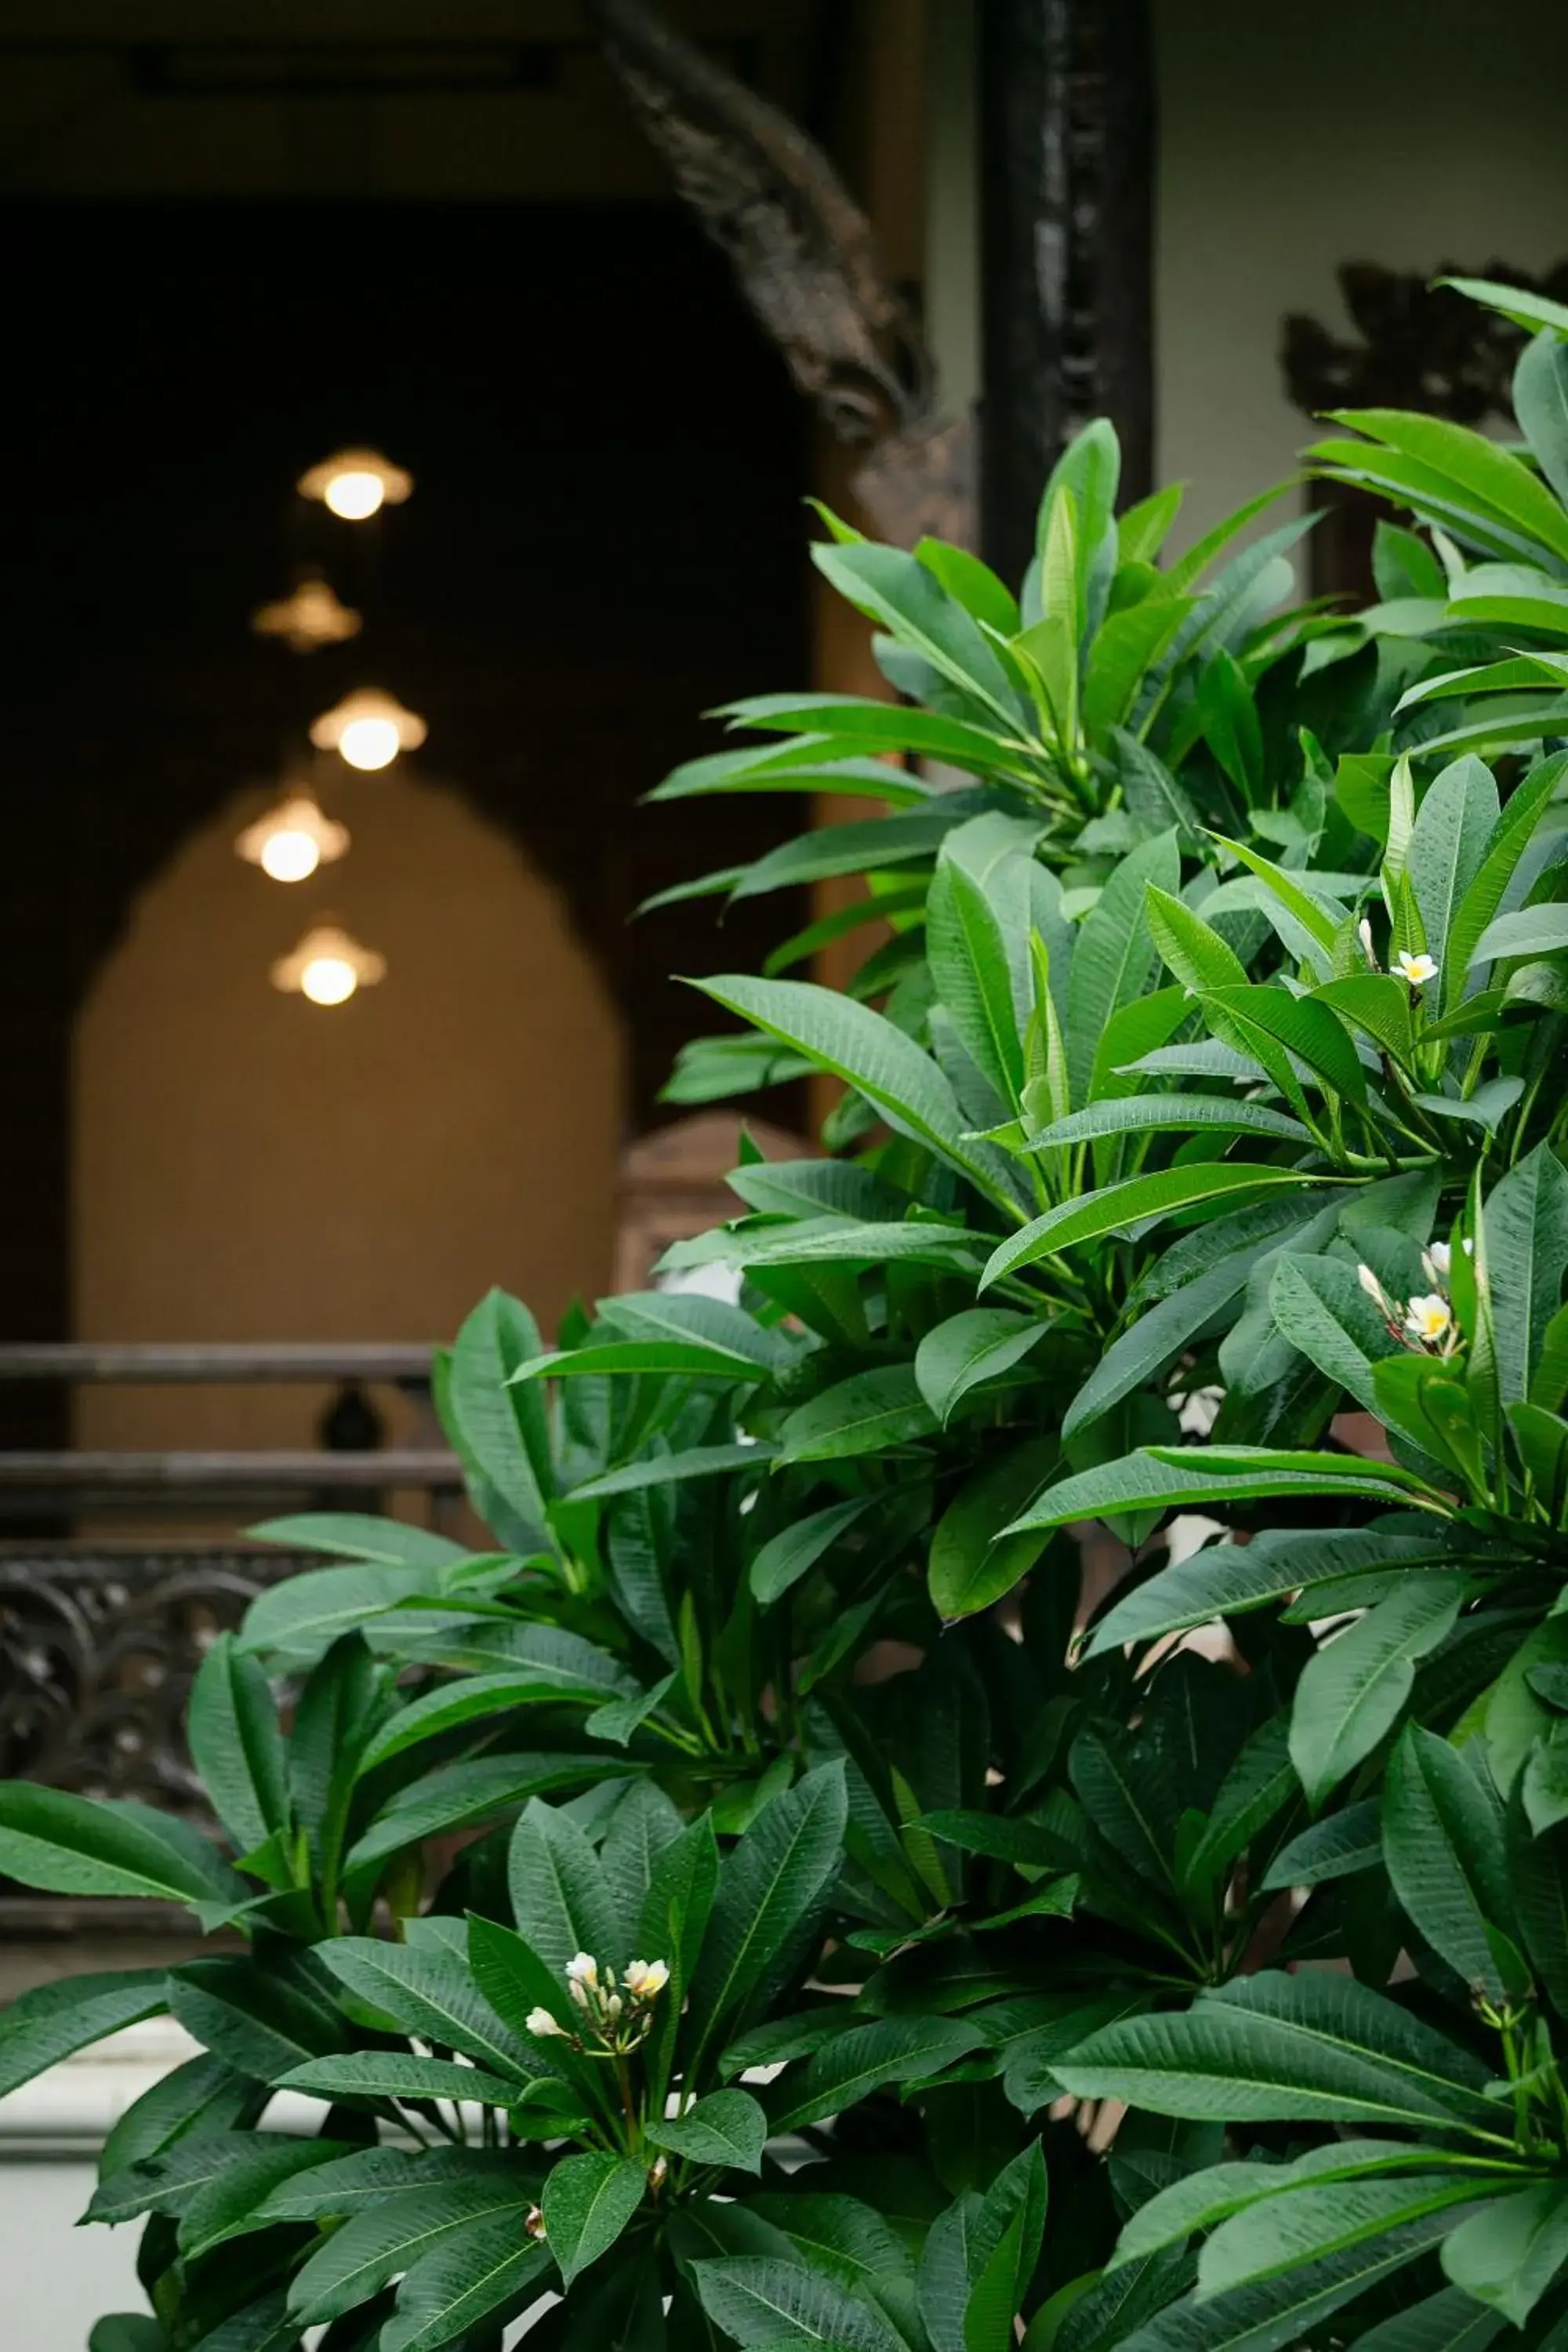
[297,447,413,519]
[270,924,387,1006]
[235,794,350,884]
[310,688,427,771]
[250,577,361,652]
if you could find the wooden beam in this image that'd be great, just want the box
[978,0,1155,586]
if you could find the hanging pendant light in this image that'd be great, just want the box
[271,924,387,1007]
[250,576,361,652]
[310,688,426,772]
[235,793,350,884]
[297,448,413,521]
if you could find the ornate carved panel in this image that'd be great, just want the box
[0,1544,307,1816]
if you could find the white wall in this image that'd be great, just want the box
[1155,0,1568,545]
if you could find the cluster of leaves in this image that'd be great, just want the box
[5,278,1568,2352]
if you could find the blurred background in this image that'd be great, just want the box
[0,2,1563,2333]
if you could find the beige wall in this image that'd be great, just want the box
[1155,0,1568,548]
[73,768,624,1453]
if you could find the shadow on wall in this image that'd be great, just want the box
[72,767,625,1455]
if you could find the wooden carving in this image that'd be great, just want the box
[585,0,975,546]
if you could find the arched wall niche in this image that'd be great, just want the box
[72,769,626,1457]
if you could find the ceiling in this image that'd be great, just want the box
[0,0,829,200]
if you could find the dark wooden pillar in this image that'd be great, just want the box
[978,0,1156,586]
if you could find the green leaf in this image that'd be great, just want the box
[1064,1254,1279,1441]
[1289,1580,1468,1807]
[1066,833,1181,1110]
[751,1497,876,1605]
[1054,1969,1496,2132]
[1268,1254,1403,1420]
[1201,984,1367,1105]
[928,831,1032,1106]
[1329,405,1568,564]
[1030,1095,1309,1150]
[291,2177,533,2326]
[277,2053,522,2105]
[1442,2182,1568,2325]
[0,1788,244,1911]
[648,735,931,805]
[100,2053,256,2179]
[165,1963,340,2090]
[347,1753,626,1882]
[252,2143,432,2220]
[447,1289,555,1550]
[1446,757,1568,1011]
[813,539,1031,732]
[729,804,979,901]
[1353,2285,1510,2351]
[1011,1446,1425,1534]
[357,1657,635,1774]
[717,691,1040,782]
[1085,1525,1453,1659]
[187,1634,291,1860]
[694,2256,904,2351]
[927,1438,1058,1619]
[89,2324,166,2352]
[646,2087,768,2173]
[1196,658,1265,803]
[1381,1726,1513,1996]
[1207,835,1338,956]
[916,1309,1049,1425]
[541,2151,647,2285]
[1405,756,1500,973]
[1310,974,1415,1068]
[780,1365,938,1462]
[248,1512,471,1569]
[1440,276,1568,338]
[381,2211,551,2352]
[0,1968,167,2103]
[508,1797,622,1977]
[239,1563,448,1661]
[689,1762,848,2059]
[1472,904,1568,964]
[772,2015,985,2132]
[179,2133,364,2259]
[1484,1143,1568,1409]
[571,1441,778,1501]
[982,1166,1329,1287]
[690,973,1010,1205]
[1145,885,1250,993]
[318,1938,533,2078]
[1197,2175,1501,2302]
[1267,1805,1389,1903]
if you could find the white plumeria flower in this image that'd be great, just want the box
[1393,949,1439,987]
[1405,1292,1453,1345]
[1427,1241,1452,1277]
[524,2205,546,2241]
[1357,1263,1393,1312]
[1358,917,1377,968]
[565,1952,600,1987]
[624,1958,670,2000]
[525,2006,566,2038]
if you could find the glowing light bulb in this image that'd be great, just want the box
[271,924,386,1007]
[298,448,412,516]
[338,717,401,771]
[323,469,385,521]
[260,828,322,882]
[236,793,349,883]
[301,955,358,1005]
[310,689,426,770]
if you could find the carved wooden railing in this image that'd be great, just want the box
[0,1344,459,1824]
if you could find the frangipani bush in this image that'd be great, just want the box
[4,276,1568,2352]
